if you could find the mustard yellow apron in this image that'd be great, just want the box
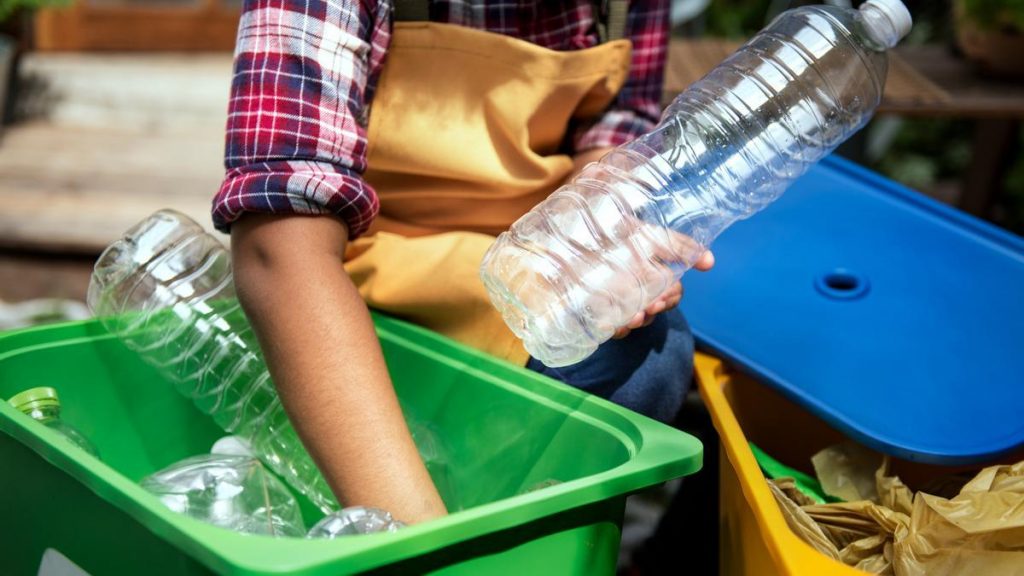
[345,21,631,365]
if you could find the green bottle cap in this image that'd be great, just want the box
[8,386,60,413]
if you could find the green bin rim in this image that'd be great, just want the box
[0,314,702,576]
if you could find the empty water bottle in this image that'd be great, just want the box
[480,0,912,367]
[87,210,338,513]
[307,506,405,539]
[88,210,456,516]
[8,387,100,457]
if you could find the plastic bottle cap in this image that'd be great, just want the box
[8,386,60,413]
[211,435,255,457]
[863,0,912,42]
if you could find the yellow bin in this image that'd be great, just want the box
[694,352,1024,576]
[694,353,871,576]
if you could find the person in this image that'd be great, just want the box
[213,0,713,525]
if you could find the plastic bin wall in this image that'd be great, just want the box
[0,315,702,576]
[694,353,1023,576]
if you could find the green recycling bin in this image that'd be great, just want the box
[0,313,701,575]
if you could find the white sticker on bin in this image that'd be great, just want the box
[38,548,91,576]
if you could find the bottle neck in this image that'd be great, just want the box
[21,404,61,424]
[858,0,911,50]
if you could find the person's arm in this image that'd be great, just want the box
[232,214,445,523]
[213,0,444,522]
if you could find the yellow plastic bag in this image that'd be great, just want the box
[893,461,1024,576]
[769,457,1024,575]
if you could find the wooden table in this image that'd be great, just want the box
[663,39,1024,217]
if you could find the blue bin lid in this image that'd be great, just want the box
[680,156,1024,465]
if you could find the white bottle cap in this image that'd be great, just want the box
[211,435,255,457]
[862,0,913,47]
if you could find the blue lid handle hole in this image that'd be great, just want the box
[825,273,859,291]
[815,270,870,300]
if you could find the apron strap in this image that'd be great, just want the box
[393,0,628,42]
[595,0,629,43]
[393,0,429,22]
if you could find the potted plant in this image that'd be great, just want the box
[0,0,67,134]
[955,0,1024,79]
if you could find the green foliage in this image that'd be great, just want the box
[870,119,973,191]
[0,0,67,23]
[703,0,774,38]
[869,118,1024,237]
[958,0,1024,32]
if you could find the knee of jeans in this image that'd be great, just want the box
[618,311,696,423]
[649,351,695,422]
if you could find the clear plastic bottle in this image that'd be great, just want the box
[480,0,912,367]
[8,386,100,458]
[141,454,306,537]
[88,210,456,516]
[87,210,338,513]
[307,506,405,539]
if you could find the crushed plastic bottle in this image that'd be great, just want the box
[480,0,913,367]
[307,507,405,539]
[141,454,305,537]
[8,387,100,458]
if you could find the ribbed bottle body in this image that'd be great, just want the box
[482,5,895,367]
[88,210,338,513]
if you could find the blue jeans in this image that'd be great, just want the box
[525,309,694,423]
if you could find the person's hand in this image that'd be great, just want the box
[612,250,715,339]
[568,148,716,340]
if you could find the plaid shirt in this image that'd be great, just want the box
[213,0,670,237]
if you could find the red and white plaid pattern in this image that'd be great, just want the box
[214,0,670,237]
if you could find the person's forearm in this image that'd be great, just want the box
[231,214,446,524]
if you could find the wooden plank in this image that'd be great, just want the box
[0,122,227,254]
[886,45,1024,119]
[35,2,240,52]
[2,54,232,254]
[18,53,233,130]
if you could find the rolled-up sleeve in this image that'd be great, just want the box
[573,0,670,152]
[213,0,391,239]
